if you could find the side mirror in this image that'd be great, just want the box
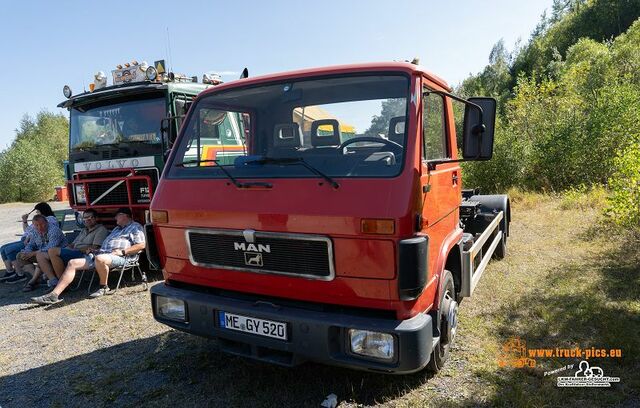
[462,97,496,160]
[160,118,175,147]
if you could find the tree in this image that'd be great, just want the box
[0,111,69,202]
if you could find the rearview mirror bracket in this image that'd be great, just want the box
[423,90,496,162]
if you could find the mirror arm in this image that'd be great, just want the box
[424,89,486,159]
[423,89,485,123]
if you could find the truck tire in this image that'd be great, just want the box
[470,194,510,261]
[428,269,458,373]
[493,229,507,260]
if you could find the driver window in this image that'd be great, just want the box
[422,92,449,161]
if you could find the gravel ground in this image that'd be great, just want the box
[0,198,637,408]
[0,202,70,244]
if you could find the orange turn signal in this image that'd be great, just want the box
[151,210,168,224]
[361,219,395,235]
[89,83,95,92]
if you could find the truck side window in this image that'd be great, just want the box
[422,92,448,161]
[173,99,187,136]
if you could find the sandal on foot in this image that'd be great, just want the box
[22,282,37,292]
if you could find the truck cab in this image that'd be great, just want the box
[59,60,214,225]
[148,62,509,373]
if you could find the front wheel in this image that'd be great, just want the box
[428,269,458,373]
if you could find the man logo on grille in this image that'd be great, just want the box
[244,252,263,267]
[234,242,271,253]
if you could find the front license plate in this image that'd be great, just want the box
[218,311,288,340]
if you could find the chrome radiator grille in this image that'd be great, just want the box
[187,230,334,280]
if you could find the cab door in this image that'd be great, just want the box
[419,86,461,290]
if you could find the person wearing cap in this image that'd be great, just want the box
[31,207,145,304]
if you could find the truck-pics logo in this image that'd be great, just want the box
[497,337,536,368]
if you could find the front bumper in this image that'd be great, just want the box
[151,283,433,373]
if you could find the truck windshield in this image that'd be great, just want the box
[70,97,165,151]
[168,74,409,180]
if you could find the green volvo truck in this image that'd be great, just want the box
[58,60,218,225]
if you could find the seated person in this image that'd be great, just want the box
[34,209,109,288]
[1,202,59,283]
[31,207,146,305]
[12,214,67,286]
[1,231,29,282]
[0,238,27,279]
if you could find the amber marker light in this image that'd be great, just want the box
[361,219,395,235]
[151,210,169,224]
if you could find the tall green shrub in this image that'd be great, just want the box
[606,143,640,228]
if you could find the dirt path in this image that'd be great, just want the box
[0,196,638,407]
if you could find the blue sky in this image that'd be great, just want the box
[0,0,553,148]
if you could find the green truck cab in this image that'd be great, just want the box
[58,60,216,224]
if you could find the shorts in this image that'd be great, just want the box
[85,253,127,269]
[60,248,84,264]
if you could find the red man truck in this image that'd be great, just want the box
[146,62,510,373]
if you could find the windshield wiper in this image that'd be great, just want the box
[175,159,272,189]
[244,156,340,189]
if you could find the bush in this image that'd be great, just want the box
[606,144,640,228]
[462,19,640,197]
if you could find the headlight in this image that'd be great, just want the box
[74,185,86,204]
[146,66,158,81]
[94,71,107,90]
[63,85,72,98]
[349,329,395,360]
[155,296,187,322]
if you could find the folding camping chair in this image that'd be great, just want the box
[75,252,148,294]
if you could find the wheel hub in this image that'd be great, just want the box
[441,292,458,345]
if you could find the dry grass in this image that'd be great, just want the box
[558,184,609,211]
[0,194,638,407]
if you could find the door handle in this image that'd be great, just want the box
[452,172,459,185]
